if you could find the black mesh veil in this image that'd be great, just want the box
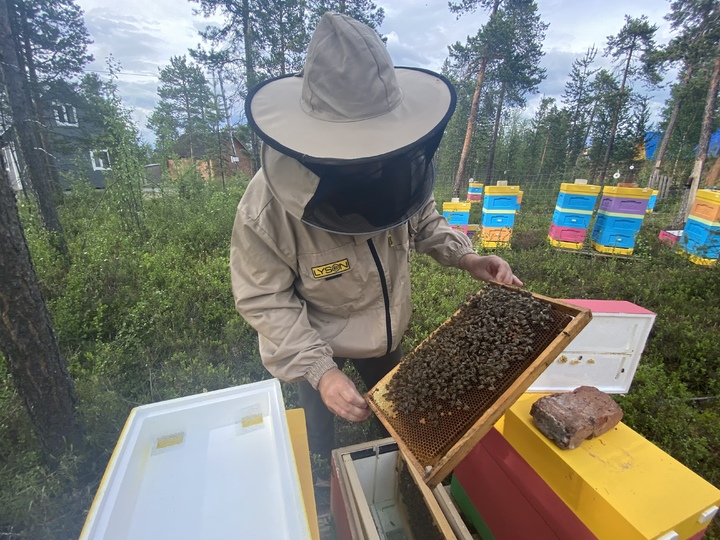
[301,129,444,235]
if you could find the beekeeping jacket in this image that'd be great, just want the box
[230,145,476,389]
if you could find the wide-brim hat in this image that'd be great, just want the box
[245,12,456,165]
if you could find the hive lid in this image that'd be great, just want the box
[560,182,601,195]
[81,379,310,540]
[366,283,591,487]
[696,189,720,204]
[601,186,652,198]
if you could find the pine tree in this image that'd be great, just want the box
[147,56,218,160]
[661,0,720,220]
[561,46,599,171]
[0,0,65,249]
[0,142,83,463]
[447,0,545,191]
[7,0,93,196]
[307,0,384,32]
[599,15,661,183]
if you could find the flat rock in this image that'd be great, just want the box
[530,386,623,450]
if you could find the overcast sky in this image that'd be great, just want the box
[75,0,676,144]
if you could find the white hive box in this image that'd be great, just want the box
[331,438,473,540]
[528,299,656,394]
[81,379,311,540]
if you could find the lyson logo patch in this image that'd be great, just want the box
[312,258,350,279]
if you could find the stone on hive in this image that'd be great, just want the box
[530,386,623,450]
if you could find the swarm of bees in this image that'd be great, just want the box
[397,458,443,540]
[384,284,554,425]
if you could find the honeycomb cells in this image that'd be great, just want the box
[371,284,571,465]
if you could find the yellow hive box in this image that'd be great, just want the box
[484,185,520,195]
[548,236,583,250]
[560,183,601,195]
[592,241,634,256]
[503,394,720,540]
[442,201,472,212]
[468,182,485,189]
[481,241,510,248]
[481,227,513,242]
[602,186,652,199]
[684,253,718,266]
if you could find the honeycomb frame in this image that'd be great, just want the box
[366,283,592,487]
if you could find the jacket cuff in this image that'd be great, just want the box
[452,245,477,267]
[305,357,339,389]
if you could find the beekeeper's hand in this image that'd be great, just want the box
[318,367,371,422]
[459,253,523,286]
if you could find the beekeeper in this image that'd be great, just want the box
[230,12,522,468]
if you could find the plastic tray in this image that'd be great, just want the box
[81,379,310,540]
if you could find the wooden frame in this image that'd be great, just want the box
[366,284,592,488]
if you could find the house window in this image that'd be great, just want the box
[53,104,78,127]
[90,150,111,171]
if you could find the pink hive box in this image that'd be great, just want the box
[549,223,588,244]
[659,229,683,246]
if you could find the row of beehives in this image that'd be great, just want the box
[548,183,659,256]
[446,183,720,263]
[444,185,523,249]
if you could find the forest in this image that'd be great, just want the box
[0,0,719,538]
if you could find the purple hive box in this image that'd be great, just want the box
[599,196,649,215]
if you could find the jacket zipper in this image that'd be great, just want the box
[367,239,392,355]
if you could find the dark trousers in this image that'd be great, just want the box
[298,347,402,464]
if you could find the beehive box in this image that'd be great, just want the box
[504,394,720,540]
[366,283,591,487]
[452,427,596,540]
[80,379,311,540]
[528,299,656,394]
[330,438,472,540]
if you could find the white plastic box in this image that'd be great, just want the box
[331,438,473,540]
[81,379,310,540]
[528,299,656,394]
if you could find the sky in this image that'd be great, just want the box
[75,0,677,145]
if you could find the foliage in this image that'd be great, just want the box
[147,55,218,157]
[7,0,93,83]
[3,171,720,538]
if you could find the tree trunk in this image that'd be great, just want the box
[211,71,226,189]
[682,48,720,223]
[599,44,634,184]
[0,161,83,462]
[242,0,260,171]
[537,128,550,176]
[18,2,64,199]
[649,63,694,189]
[218,69,240,175]
[452,0,501,197]
[574,102,598,170]
[453,56,489,197]
[485,82,505,184]
[0,0,65,248]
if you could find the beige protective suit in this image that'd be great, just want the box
[230,145,475,389]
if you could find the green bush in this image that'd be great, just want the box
[2,178,719,539]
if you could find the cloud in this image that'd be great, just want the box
[76,0,677,144]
